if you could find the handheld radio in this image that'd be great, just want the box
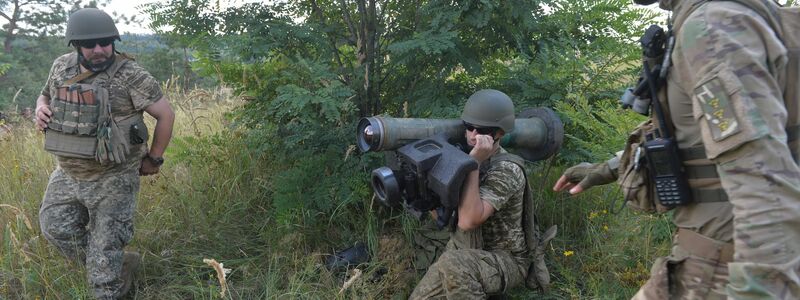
[640,25,692,207]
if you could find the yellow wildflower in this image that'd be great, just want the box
[563,250,574,257]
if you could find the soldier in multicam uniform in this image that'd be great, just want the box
[33,8,175,300]
[555,0,800,299]
[410,90,531,299]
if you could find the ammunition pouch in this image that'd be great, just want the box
[45,83,105,160]
[44,55,141,164]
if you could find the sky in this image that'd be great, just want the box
[105,0,157,34]
[105,0,263,34]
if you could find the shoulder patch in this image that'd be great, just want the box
[694,78,740,141]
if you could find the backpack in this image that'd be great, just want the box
[489,153,558,292]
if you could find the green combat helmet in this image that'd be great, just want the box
[461,89,515,133]
[65,8,121,72]
[65,8,120,46]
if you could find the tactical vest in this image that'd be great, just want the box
[665,0,798,204]
[484,152,557,292]
[44,54,146,164]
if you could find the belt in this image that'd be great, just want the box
[675,228,734,263]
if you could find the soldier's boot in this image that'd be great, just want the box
[119,251,141,297]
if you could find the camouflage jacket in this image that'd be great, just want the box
[478,147,528,262]
[661,0,796,241]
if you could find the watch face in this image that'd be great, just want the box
[149,156,164,166]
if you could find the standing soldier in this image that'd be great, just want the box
[33,8,175,299]
[556,0,800,298]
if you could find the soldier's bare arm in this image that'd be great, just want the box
[457,171,496,230]
[458,134,497,230]
[139,97,174,175]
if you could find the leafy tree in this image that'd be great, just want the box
[0,1,170,111]
[143,0,655,239]
[0,35,69,110]
[0,0,116,54]
[0,0,64,53]
[116,0,666,297]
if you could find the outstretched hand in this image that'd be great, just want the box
[553,173,586,194]
[552,162,616,195]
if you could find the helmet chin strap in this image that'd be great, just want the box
[77,43,116,73]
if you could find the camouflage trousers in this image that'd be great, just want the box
[412,220,451,274]
[632,229,730,300]
[39,167,139,300]
[409,228,527,300]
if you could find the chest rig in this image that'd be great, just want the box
[44,53,141,164]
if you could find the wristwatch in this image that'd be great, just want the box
[146,155,164,167]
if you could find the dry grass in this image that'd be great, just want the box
[0,84,673,299]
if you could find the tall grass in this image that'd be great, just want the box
[1,85,673,299]
[524,165,674,299]
[0,109,93,298]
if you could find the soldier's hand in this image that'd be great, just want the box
[139,157,160,176]
[469,134,497,163]
[35,105,52,131]
[552,162,616,195]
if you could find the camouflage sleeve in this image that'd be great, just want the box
[40,54,74,98]
[124,61,164,110]
[479,160,525,211]
[40,59,59,98]
[675,1,787,159]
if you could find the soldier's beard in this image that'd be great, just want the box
[78,50,115,73]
